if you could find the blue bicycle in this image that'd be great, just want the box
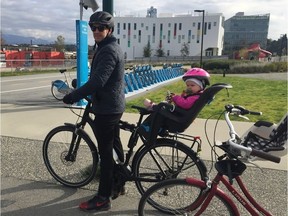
[51,67,77,100]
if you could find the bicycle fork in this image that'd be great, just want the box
[65,128,82,162]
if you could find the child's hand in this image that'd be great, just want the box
[166,92,174,103]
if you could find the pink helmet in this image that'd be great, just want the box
[182,67,210,88]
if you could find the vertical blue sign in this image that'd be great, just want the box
[76,20,88,106]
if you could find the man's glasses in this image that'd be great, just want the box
[90,25,106,32]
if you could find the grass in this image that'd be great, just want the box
[0,69,59,77]
[125,75,287,123]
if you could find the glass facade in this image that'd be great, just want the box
[223,13,270,55]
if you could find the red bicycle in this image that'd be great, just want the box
[138,104,286,215]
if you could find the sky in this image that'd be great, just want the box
[1,0,287,45]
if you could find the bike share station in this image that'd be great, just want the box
[75,0,184,107]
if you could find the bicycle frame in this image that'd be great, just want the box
[185,172,272,216]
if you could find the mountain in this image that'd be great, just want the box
[2,34,52,45]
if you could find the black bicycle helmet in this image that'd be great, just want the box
[89,11,114,29]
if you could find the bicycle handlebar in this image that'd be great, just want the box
[223,104,281,164]
[228,140,281,163]
[250,148,281,163]
[225,104,262,116]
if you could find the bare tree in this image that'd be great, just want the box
[0,31,6,46]
[54,35,65,52]
[180,42,189,57]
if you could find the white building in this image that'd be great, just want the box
[114,11,225,60]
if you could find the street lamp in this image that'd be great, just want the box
[194,10,205,68]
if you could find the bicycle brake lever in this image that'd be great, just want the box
[239,115,249,121]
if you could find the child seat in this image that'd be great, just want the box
[242,114,287,152]
[146,83,232,143]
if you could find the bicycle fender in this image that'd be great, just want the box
[63,123,97,153]
[52,80,69,89]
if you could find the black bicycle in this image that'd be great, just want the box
[42,97,207,198]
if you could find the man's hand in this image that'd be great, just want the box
[63,94,74,104]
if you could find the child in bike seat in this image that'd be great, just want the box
[139,67,210,140]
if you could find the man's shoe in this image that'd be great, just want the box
[79,195,111,212]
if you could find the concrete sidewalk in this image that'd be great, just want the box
[1,86,287,215]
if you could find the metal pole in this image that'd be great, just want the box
[103,0,113,15]
[194,10,205,68]
[200,11,204,68]
[79,0,83,20]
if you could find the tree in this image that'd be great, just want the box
[180,42,189,57]
[54,35,65,52]
[155,45,165,57]
[0,31,5,46]
[266,34,287,56]
[143,41,152,57]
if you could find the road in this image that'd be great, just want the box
[0,72,76,106]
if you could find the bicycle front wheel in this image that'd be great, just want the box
[133,138,207,195]
[51,83,65,100]
[138,178,236,216]
[43,125,98,187]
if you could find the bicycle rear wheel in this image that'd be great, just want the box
[133,138,207,195]
[138,178,236,215]
[43,125,98,187]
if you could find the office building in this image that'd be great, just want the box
[114,8,225,60]
[223,12,270,56]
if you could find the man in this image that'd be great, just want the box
[63,11,125,212]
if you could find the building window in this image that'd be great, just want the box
[197,22,201,30]
[146,26,149,30]
[208,22,211,30]
[174,23,177,39]
[179,23,182,30]
[192,35,195,40]
[178,35,181,43]
[213,21,217,26]
[193,22,196,27]
[138,30,141,43]
[134,23,137,30]
[168,23,171,27]
[117,23,120,34]
[141,23,144,28]
[123,23,126,30]
[188,30,191,43]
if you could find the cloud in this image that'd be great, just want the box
[1,0,287,45]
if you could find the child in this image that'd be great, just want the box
[140,67,210,141]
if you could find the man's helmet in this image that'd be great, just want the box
[182,67,210,88]
[89,11,114,29]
